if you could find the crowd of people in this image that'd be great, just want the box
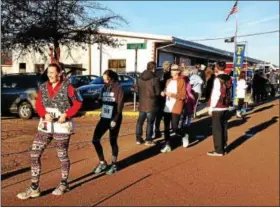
[17,60,278,199]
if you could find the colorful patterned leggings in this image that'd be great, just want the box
[30,131,70,184]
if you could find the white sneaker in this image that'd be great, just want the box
[17,187,40,200]
[182,135,189,148]
[52,182,70,196]
[160,145,171,153]
[236,111,241,118]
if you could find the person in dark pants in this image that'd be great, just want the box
[252,72,262,104]
[208,61,232,156]
[203,66,215,103]
[154,61,171,138]
[92,69,124,175]
[269,69,278,97]
[135,61,160,145]
[161,64,187,153]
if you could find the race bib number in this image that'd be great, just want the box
[46,107,62,119]
[101,105,113,119]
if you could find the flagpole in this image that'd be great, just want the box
[233,1,238,105]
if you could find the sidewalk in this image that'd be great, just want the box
[81,102,210,117]
[81,96,280,118]
[2,100,278,206]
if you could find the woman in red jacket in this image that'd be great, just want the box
[17,63,82,200]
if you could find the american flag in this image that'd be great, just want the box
[226,1,238,22]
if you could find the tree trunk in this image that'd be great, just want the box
[53,40,60,62]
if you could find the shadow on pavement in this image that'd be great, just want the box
[40,172,106,197]
[2,158,88,189]
[117,110,247,172]
[118,143,162,171]
[1,167,31,181]
[226,116,279,153]
[186,111,250,148]
[246,104,274,116]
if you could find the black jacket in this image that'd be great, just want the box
[136,70,160,112]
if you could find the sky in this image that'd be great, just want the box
[100,1,279,65]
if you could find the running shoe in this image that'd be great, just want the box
[93,161,108,174]
[145,141,156,146]
[207,151,224,157]
[52,182,70,196]
[106,164,118,175]
[182,134,189,148]
[160,144,171,153]
[17,186,40,200]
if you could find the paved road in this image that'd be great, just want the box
[1,100,279,206]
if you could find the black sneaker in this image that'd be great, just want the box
[93,162,108,174]
[106,164,117,175]
[136,138,145,145]
[207,151,224,157]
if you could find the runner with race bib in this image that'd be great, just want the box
[92,69,124,175]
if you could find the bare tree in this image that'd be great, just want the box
[1,0,127,63]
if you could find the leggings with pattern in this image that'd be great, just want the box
[30,131,70,184]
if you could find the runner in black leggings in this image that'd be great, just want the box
[92,69,124,175]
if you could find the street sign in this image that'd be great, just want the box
[127,43,147,50]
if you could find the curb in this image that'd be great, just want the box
[82,111,139,117]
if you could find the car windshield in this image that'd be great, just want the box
[91,77,104,84]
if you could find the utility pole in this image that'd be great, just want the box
[133,46,138,111]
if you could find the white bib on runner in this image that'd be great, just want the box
[37,107,74,134]
[101,105,113,119]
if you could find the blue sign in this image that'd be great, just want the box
[232,44,246,103]
[233,44,246,76]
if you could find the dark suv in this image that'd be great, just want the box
[68,75,98,88]
[1,73,43,119]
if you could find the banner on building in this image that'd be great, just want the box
[233,44,246,76]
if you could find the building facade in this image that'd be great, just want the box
[9,29,264,75]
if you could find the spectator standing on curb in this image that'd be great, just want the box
[135,61,160,145]
[190,68,204,117]
[236,71,248,118]
[198,64,206,83]
[180,74,196,148]
[207,61,232,156]
[252,72,262,104]
[269,69,278,97]
[154,61,171,138]
[17,63,82,199]
[160,64,187,153]
[203,66,215,102]
[92,70,124,175]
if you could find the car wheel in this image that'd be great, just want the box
[18,102,33,120]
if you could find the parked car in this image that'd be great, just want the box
[2,65,88,119]
[78,74,134,105]
[1,73,43,119]
[68,75,98,88]
[121,72,140,81]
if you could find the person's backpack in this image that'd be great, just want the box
[218,76,232,106]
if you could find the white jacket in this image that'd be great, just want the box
[190,74,204,94]
[236,79,248,99]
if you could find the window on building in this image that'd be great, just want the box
[34,64,45,74]
[108,59,126,73]
[19,63,26,73]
